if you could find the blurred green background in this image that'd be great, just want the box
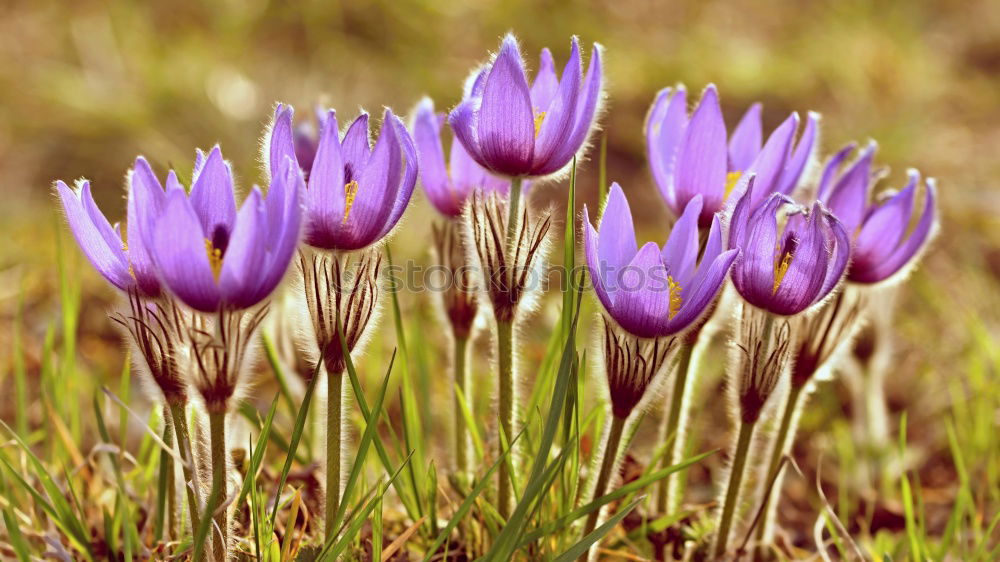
[0,0,998,547]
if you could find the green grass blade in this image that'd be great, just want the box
[268,360,322,525]
[550,497,644,562]
[236,393,281,508]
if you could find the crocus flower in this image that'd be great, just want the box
[411,97,511,217]
[448,34,603,179]
[268,104,417,251]
[56,165,165,297]
[728,180,851,316]
[584,183,739,339]
[140,146,303,313]
[815,142,937,284]
[645,85,818,224]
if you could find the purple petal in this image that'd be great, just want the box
[152,190,219,312]
[727,176,758,252]
[646,86,688,214]
[597,183,639,284]
[732,193,785,308]
[666,248,738,333]
[583,205,614,313]
[819,206,851,297]
[478,35,535,176]
[728,103,762,172]
[448,99,487,171]
[529,47,559,111]
[746,112,797,202]
[816,142,858,201]
[376,112,419,241]
[675,84,727,221]
[189,146,237,250]
[533,38,582,171]
[776,111,819,195]
[341,112,372,182]
[613,242,671,338]
[304,110,345,248]
[661,194,702,288]
[259,156,304,295]
[127,157,165,295]
[825,141,876,234]
[345,109,403,248]
[218,188,268,307]
[268,103,297,181]
[771,205,830,314]
[412,98,456,216]
[56,180,133,291]
[544,42,603,175]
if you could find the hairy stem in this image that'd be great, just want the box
[208,411,228,561]
[713,418,756,559]
[655,342,695,515]
[453,335,470,475]
[496,318,515,519]
[754,382,804,552]
[325,367,344,540]
[579,415,627,562]
[168,402,201,535]
[505,177,524,254]
[157,404,176,540]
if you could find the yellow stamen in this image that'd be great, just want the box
[122,240,136,279]
[342,180,359,225]
[204,239,223,281]
[773,248,793,294]
[668,275,683,320]
[533,110,547,138]
[724,171,743,200]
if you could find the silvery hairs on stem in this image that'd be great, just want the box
[187,306,269,415]
[732,303,793,425]
[600,315,679,420]
[466,190,553,325]
[297,248,383,377]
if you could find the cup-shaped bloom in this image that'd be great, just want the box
[55,158,171,297]
[143,146,303,312]
[411,97,511,217]
[448,34,603,179]
[816,142,938,284]
[645,84,818,224]
[268,104,417,251]
[728,180,851,316]
[583,183,739,339]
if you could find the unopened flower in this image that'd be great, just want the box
[412,97,510,217]
[728,180,851,316]
[816,142,938,284]
[584,183,739,340]
[449,34,603,179]
[645,85,818,224]
[141,146,303,313]
[268,104,417,251]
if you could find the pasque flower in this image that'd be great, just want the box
[584,182,739,342]
[816,142,937,284]
[646,85,818,224]
[448,34,603,179]
[728,179,851,317]
[267,103,417,250]
[412,97,510,217]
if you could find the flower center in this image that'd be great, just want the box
[773,249,793,294]
[342,180,359,224]
[668,275,683,320]
[533,110,547,138]
[204,239,223,281]
[724,171,743,200]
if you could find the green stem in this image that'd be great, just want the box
[156,405,176,541]
[168,403,201,536]
[753,383,804,551]
[505,177,524,254]
[325,367,344,540]
[453,335,470,475]
[496,319,515,519]
[579,415,627,562]
[655,342,695,515]
[208,411,228,561]
[713,419,756,559]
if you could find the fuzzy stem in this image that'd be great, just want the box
[325,367,344,540]
[157,404,176,540]
[453,335,470,475]
[655,342,695,515]
[168,403,201,535]
[579,415,627,562]
[496,318,516,519]
[505,177,524,254]
[208,411,228,560]
[713,418,756,559]
[753,382,804,552]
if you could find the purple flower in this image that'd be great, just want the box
[448,34,603,179]
[815,142,937,284]
[411,97,510,217]
[645,85,818,225]
[141,146,303,312]
[268,104,417,250]
[55,157,173,297]
[584,183,739,339]
[728,180,851,316]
